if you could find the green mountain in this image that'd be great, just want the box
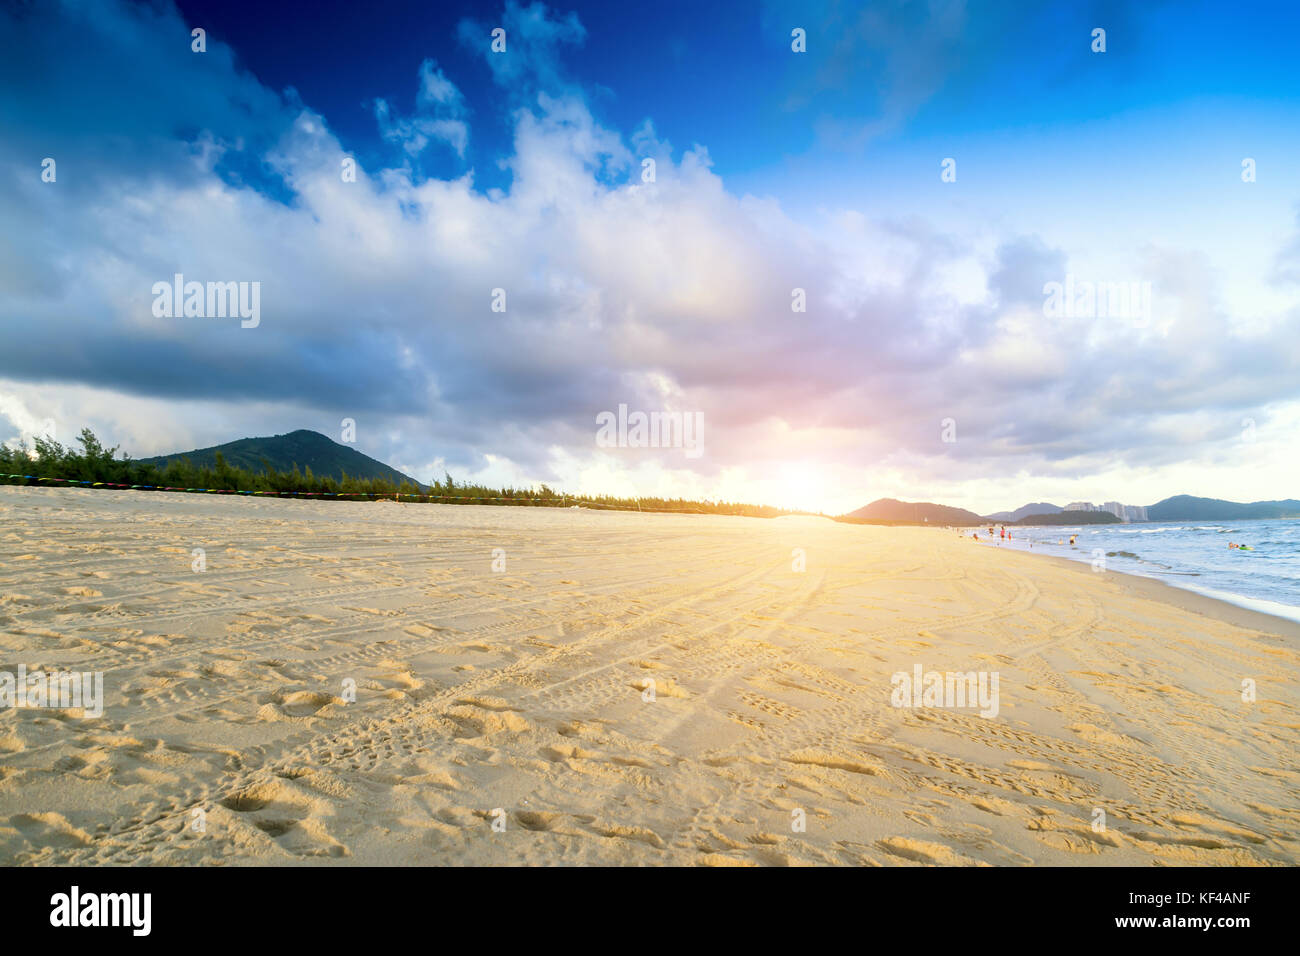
[1147,495,1300,520]
[842,498,984,525]
[141,429,424,489]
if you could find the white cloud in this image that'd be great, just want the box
[374,59,469,158]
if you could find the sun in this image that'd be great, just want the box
[777,463,830,513]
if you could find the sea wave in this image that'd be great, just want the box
[1013,518,1299,622]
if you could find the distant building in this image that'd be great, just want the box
[1064,501,1148,522]
[1103,501,1149,522]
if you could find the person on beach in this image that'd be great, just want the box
[1069,535,1077,545]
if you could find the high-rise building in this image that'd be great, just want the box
[1065,501,1149,521]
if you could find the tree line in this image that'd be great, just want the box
[0,427,800,518]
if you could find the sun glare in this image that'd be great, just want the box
[778,464,829,513]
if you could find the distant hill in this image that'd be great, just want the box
[985,502,1062,522]
[841,493,1300,527]
[141,430,425,489]
[1015,511,1120,525]
[843,498,984,525]
[1148,495,1300,521]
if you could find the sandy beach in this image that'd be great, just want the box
[0,485,1295,866]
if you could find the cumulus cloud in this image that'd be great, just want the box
[374,59,469,159]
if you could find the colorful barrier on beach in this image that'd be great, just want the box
[0,472,709,513]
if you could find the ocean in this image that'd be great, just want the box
[986,519,1300,623]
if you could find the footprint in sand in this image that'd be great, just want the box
[10,812,94,850]
[218,780,348,858]
[256,689,340,720]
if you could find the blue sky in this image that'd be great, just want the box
[2,0,1299,514]
[170,1,1300,192]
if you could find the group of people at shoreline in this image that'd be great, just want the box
[962,526,1076,548]
[960,527,1258,552]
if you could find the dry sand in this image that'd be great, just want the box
[0,485,1296,866]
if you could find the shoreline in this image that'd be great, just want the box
[963,531,1300,633]
[978,537,1300,640]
